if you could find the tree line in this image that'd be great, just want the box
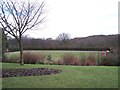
[7,34,119,51]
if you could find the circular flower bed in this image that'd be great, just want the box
[2,68,61,78]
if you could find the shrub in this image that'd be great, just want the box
[3,52,46,64]
[44,55,54,65]
[36,54,46,64]
[54,59,64,65]
[47,55,52,61]
[84,53,96,66]
[43,55,55,65]
[100,52,119,66]
[96,52,101,65]
[2,55,19,63]
[23,52,45,64]
[62,54,80,66]
[79,53,86,66]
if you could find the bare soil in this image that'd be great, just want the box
[2,68,61,78]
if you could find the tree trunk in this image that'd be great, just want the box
[18,39,24,65]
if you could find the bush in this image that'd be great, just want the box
[3,52,46,64]
[2,56,19,63]
[36,54,46,64]
[62,54,80,66]
[44,55,55,65]
[79,53,86,66]
[23,52,45,64]
[100,52,119,66]
[54,59,64,65]
[84,53,96,66]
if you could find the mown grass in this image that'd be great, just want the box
[2,63,118,88]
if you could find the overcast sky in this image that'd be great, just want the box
[24,0,119,39]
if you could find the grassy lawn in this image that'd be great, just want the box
[2,63,118,88]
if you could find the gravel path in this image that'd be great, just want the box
[2,68,61,78]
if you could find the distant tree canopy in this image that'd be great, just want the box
[7,34,118,51]
[56,33,70,47]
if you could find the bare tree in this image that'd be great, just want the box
[56,33,70,48]
[0,0,46,65]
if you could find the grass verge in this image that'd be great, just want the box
[2,63,118,88]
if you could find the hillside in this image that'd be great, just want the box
[7,34,119,51]
[70,34,118,49]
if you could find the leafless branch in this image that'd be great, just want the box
[0,0,45,38]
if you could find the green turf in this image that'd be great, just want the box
[2,63,118,88]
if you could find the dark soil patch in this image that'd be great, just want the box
[2,68,62,78]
